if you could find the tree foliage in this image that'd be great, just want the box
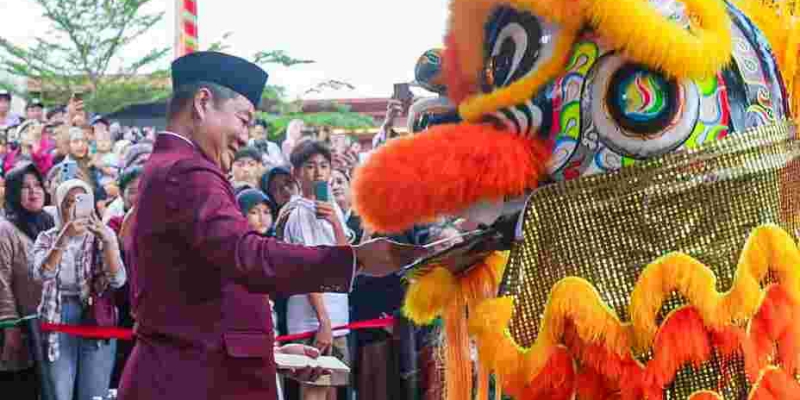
[205,32,376,141]
[261,106,377,143]
[0,0,169,113]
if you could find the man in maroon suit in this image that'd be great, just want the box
[118,52,424,400]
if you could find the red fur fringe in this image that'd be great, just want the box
[523,346,575,400]
[749,367,800,400]
[443,32,477,106]
[352,123,550,233]
[497,286,800,399]
[750,285,800,375]
[563,322,644,400]
[644,307,713,394]
[575,368,616,400]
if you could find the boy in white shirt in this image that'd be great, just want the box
[277,140,351,400]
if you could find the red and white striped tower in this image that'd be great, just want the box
[175,0,198,58]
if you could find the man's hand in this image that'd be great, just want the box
[313,321,333,355]
[1,327,24,363]
[332,150,359,175]
[66,98,84,124]
[353,238,430,277]
[385,99,404,123]
[87,214,114,245]
[315,202,340,226]
[275,343,330,384]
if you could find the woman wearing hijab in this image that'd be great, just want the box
[52,127,106,205]
[260,166,299,217]
[0,162,54,397]
[235,188,283,399]
[30,179,126,400]
[237,188,277,237]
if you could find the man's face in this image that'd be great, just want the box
[26,106,43,122]
[294,153,331,197]
[94,123,109,139]
[0,98,10,115]
[123,177,140,210]
[70,137,89,158]
[193,89,254,173]
[97,139,113,153]
[247,203,273,235]
[251,125,266,141]
[232,156,259,184]
[48,111,65,125]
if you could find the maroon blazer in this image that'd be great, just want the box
[118,134,355,400]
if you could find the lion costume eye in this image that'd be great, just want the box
[586,56,700,159]
[482,6,561,92]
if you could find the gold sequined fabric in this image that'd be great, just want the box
[499,120,800,398]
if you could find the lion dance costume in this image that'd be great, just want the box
[354,0,800,399]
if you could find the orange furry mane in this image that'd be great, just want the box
[352,123,550,233]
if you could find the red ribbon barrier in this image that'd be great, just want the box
[275,317,395,342]
[40,322,134,340]
[39,317,395,343]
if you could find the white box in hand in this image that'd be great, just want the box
[274,353,350,387]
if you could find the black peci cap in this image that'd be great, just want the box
[171,51,269,108]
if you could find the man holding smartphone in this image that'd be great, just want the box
[274,139,351,400]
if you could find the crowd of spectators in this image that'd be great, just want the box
[0,90,459,400]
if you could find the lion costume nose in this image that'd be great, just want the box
[352,122,551,234]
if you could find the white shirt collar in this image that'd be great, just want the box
[159,131,195,148]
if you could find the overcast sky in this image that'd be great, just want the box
[0,0,450,99]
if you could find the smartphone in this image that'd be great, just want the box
[61,161,78,181]
[73,193,93,220]
[315,181,330,202]
[393,83,414,103]
[71,91,83,102]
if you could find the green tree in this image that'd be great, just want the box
[0,0,169,113]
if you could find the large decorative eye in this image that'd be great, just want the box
[482,6,561,92]
[587,56,700,159]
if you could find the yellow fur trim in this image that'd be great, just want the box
[469,281,634,393]
[467,224,800,392]
[402,252,511,400]
[403,267,457,325]
[402,251,510,325]
[458,29,579,122]
[587,0,732,79]
[443,286,472,400]
[469,297,528,388]
[461,251,510,309]
[630,224,800,350]
[447,0,585,100]
[448,0,733,121]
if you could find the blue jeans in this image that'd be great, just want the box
[41,296,116,400]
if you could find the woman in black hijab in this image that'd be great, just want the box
[4,162,55,239]
[0,162,54,398]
